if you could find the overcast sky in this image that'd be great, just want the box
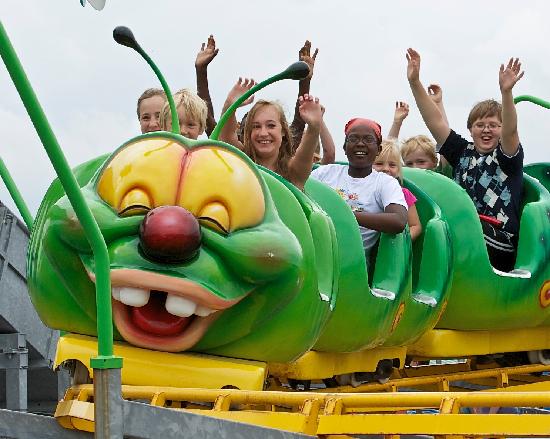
[0,1,549,218]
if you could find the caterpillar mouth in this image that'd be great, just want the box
[89,269,243,352]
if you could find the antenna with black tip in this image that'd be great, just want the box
[210,61,310,140]
[113,26,180,135]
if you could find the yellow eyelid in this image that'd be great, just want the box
[198,202,230,234]
[119,188,152,217]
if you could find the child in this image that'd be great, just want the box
[311,118,408,257]
[373,141,422,241]
[137,88,166,134]
[406,48,525,272]
[219,77,323,191]
[401,135,438,170]
[159,88,208,140]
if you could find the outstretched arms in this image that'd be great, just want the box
[219,77,256,150]
[499,58,524,156]
[387,101,410,139]
[289,94,323,189]
[291,40,319,147]
[195,35,219,136]
[406,48,450,145]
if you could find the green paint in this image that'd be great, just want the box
[0,157,33,229]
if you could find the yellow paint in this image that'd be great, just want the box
[97,138,185,211]
[390,302,405,333]
[269,346,406,380]
[56,385,550,437]
[409,327,550,357]
[178,147,265,232]
[54,334,267,390]
[97,142,266,232]
[540,280,550,308]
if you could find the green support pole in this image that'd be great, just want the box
[0,157,33,230]
[0,21,121,369]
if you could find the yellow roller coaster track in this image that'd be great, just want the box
[56,363,550,438]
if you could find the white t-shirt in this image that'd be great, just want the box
[311,165,407,251]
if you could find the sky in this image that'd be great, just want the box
[0,0,549,218]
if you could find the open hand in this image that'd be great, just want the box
[195,35,219,69]
[427,84,443,104]
[393,101,409,123]
[406,48,421,82]
[299,40,318,80]
[499,58,524,92]
[226,78,256,107]
[298,94,322,128]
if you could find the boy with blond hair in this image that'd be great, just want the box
[406,48,525,272]
[159,88,208,140]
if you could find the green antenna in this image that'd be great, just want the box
[0,20,120,369]
[210,61,310,140]
[113,26,180,135]
[514,95,550,109]
[0,156,33,229]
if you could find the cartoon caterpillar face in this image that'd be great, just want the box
[28,133,330,360]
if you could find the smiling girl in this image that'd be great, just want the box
[220,78,323,190]
[311,119,407,257]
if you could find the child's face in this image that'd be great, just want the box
[250,105,283,161]
[403,150,437,169]
[139,95,165,134]
[166,107,202,140]
[344,126,380,169]
[469,115,502,154]
[373,156,400,178]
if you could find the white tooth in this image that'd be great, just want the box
[112,287,121,301]
[119,287,150,307]
[165,295,197,317]
[195,305,217,317]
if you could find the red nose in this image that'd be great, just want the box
[139,206,201,263]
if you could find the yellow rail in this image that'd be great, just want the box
[56,384,550,437]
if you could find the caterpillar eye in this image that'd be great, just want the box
[198,202,230,235]
[119,204,151,217]
[198,217,229,235]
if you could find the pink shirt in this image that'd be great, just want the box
[402,188,417,207]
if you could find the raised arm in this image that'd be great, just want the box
[288,94,323,189]
[218,77,256,151]
[291,40,318,148]
[195,35,219,136]
[387,101,409,139]
[319,119,336,165]
[406,48,450,145]
[427,83,449,126]
[499,58,524,156]
[354,204,408,234]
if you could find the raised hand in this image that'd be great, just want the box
[299,40,319,80]
[406,48,421,82]
[427,84,443,104]
[499,58,524,92]
[393,101,410,123]
[195,35,219,69]
[226,77,256,107]
[298,94,322,128]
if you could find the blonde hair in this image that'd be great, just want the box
[159,88,207,135]
[400,135,437,166]
[377,140,403,182]
[243,100,294,180]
